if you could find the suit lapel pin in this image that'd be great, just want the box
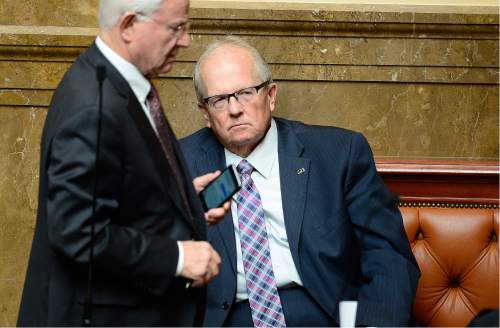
[297,168,306,175]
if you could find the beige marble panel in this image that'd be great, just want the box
[197,0,497,4]
[0,90,53,107]
[192,19,498,39]
[0,0,98,27]
[0,107,46,327]
[156,79,208,138]
[275,81,499,160]
[189,3,499,24]
[3,34,496,68]
[1,60,497,96]
[185,35,499,67]
[0,25,97,47]
[0,62,71,89]
[1,1,498,27]
[270,64,499,84]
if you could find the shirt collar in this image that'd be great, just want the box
[95,36,151,105]
[225,118,278,179]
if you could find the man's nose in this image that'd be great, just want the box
[177,30,191,48]
[227,95,243,116]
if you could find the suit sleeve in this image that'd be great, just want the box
[46,104,178,296]
[344,133,420,326]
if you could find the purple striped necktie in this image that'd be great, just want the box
[236,159,287,327]
[147,83,192,220]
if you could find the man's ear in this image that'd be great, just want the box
[267,83,278,112]
[119,12,138,42]
[198,104,212,128]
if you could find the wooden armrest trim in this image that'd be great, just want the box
[398,201,499,209]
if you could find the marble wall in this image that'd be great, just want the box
[201,0,497,4]
[0,1,498,325]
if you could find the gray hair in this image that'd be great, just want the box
[193,36,273,102]
[99,0,165,30]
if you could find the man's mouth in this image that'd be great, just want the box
[229,123,249,130]
[165,55,176,63]
[165,50,177,63]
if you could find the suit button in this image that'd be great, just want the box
[221,301,229,310]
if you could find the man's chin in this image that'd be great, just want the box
[225,137,260,156]
[230,135,262,148]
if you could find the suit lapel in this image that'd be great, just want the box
[86,43,202,237]
[126,91,202,237]
[170,126,206,238]
[276,119,310,278]
[197,137,238,275]
[216,209,238,276]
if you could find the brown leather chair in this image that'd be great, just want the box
[377,160,499,326]
[400,207,499,326]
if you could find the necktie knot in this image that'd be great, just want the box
[237,159,254,176]
[147,84,160,109]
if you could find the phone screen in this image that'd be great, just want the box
[200,165,241,210]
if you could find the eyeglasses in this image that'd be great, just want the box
[202,80,270,111]
[136,13,190,38]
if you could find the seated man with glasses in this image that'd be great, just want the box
[180,36,420,327]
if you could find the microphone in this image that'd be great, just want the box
[82,64,106,327]
[96,65,106,84]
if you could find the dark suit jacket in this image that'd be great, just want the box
[180,117,420,327]
[17,43,207,326]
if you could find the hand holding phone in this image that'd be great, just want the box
[199,165,241,211]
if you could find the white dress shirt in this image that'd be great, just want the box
[225,119,303,301]
[95,37,184,276]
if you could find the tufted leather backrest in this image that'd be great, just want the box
[400,207,499,327]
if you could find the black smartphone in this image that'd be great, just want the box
[200,165,241,211]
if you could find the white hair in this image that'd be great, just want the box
[193,36,273,102]
[98,0,165,30]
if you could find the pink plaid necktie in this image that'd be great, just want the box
[236,160,287,327]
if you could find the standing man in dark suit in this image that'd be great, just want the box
[17,0,229,326]
[180,36,420,327]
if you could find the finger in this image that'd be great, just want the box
[193,171,221,193]
[208,260,219,281]
[191,278,204,288]
[211,261,219,278]
[204,200,231,223]
[212,249,221,264]
[222,200,231,210]
[205,207,226,221]
[205,219,217,227]
[197,265,214,286]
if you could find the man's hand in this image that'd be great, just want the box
[193,171,221,194]
[180,241,221,287]
[204,201,231,225]
[193,171,231,226]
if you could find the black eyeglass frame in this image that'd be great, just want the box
[201,80,271,108]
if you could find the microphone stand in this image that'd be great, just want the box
[82,65,106,327]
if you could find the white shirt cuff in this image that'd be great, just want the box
[175,241,184,276]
